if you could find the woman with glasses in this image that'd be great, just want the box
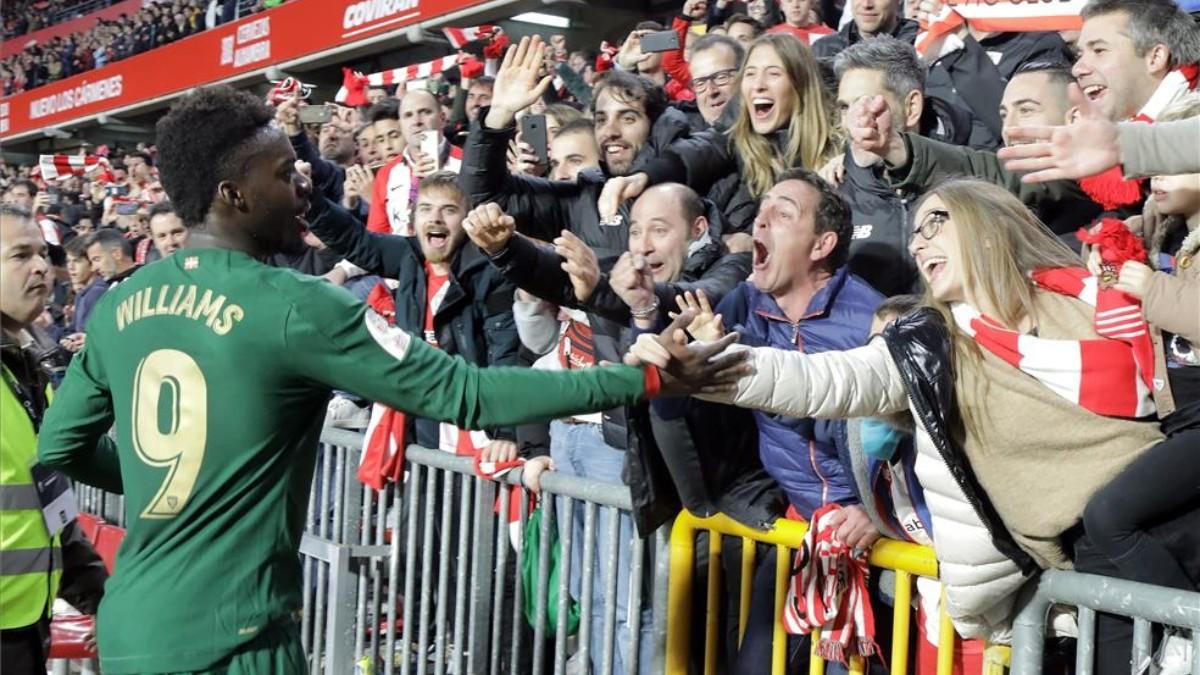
[631,179,1174,671]
[600,32,839,236]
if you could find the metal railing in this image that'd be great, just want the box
[300,428,669,675]
[1009,570,1200,674]
[666,511,1011,675]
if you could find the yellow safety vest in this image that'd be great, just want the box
[0,365,61,630]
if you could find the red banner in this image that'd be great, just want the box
[1,0,149,59]
[1,0,492,138]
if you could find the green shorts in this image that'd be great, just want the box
[156,622,306,675]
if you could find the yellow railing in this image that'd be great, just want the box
[666,511,1011,675]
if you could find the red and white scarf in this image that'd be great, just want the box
[442,24,497,49]
[783,504,878,663]
[915,0,1084,56]
[38,154,113,184]
[1079,64,1199,210]
[336,55,462,106]
[950,267,1156,419]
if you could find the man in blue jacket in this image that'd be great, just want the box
[712,168,884,674]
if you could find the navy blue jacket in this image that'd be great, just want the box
[715,267,883,518]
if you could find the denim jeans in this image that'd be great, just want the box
[549,420,654,675]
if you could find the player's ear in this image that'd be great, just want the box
[215,180,246,212]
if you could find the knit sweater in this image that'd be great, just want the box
[954,292,1163,569]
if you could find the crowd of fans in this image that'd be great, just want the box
[2,0,116,38]
[3,0,1200,672]
[1,0,277,95]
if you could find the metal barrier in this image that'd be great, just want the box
[1009,570,1200,675]
[666,511,1011,675]
[302,429,669,675]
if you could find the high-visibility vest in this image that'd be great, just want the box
[0,365,61,629]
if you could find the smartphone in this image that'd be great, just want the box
[45,186,61,206]
[417,130,440,170]
[520,114,549,167]
[298,105,333,125]
[640,30,681,53]
[107,184,130,197]
[115,202,140,216]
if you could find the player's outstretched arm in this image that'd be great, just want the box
[288,290,748,429]
[38,346,124,493]
[305,194,417,278]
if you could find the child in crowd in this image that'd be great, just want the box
[1082,96,1200,595]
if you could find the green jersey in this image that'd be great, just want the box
[38,248,652,673]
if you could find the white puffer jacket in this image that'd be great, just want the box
[700,338,1030,643]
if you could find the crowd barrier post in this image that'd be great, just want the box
[665,510,1011,675]
[1009,569,1200,675]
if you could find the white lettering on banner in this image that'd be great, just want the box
[233,41,271,67]
[0,102,8,134]
[220,35,235,65]
[27,75,124,120]
[236,17,270,44]
[342,0,419,31]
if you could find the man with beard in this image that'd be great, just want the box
[36,84,746,675]
[305,171,523,456]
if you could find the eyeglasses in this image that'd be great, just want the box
[691,69,736,94]
[912,209,950,242]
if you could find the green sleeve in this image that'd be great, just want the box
[285,284,650,429]
[37,345,124,493]
[887,133,1078,208]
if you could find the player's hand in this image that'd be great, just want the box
[554,230,601,302]
[632,311,752,397]
[672,290,724,343]
[998,83,1120,183]
[522,456,554,494]
[597,173,649,224]
[275,92,303,137]
[463,203,516,255]
[84,628,97,654]
[481,439,518,464]
[487,35,555,129]
[826,505,882,552]
[610,252,656,316]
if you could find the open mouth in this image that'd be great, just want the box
[1152,189,1168,201]
[425,229,450,250]
[751,97,775,121]
[1082,84,1107,102]
[753,239,771,270]
[921,256,947,281]
[604,143,628,160]
[646,259,665,276]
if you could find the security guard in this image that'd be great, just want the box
[1,204,106,672]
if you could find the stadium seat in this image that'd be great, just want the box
[93,523,125,574]
[76,512,103,544]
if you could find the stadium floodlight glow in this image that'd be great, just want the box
[511,12,570,28]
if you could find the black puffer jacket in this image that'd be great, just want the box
[811,17,921,61]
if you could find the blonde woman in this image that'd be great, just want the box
[631,179,1173,674]
[599,32,839,235]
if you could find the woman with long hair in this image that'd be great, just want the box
[599,32,839,234]
[631,179,1182,674]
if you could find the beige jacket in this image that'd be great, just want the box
[1128,201,1200,417]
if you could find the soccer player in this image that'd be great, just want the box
[36,85,743,675]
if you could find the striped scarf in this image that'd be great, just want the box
[783,504,878,663]
[38,154,113,184]
[950,267,1156,420]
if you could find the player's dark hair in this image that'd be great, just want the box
[155,85,275,226]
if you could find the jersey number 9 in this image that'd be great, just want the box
[131,349,208,519]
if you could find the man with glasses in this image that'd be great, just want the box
[687,34,745,126]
